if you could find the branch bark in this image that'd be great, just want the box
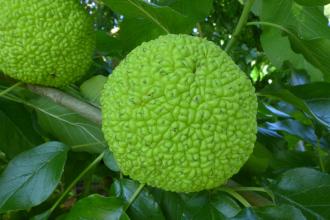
[26,84,102,125]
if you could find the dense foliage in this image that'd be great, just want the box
[0,0,330,219]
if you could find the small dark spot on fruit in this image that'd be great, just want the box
[194,96,200,103]
[192,65,197,74]
[50,72,57,78]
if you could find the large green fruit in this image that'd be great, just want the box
[0,0,95,87]
[101,34,257,192]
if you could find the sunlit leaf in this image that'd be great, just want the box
[0,142,69,213]
[271,168,330,219]
[65,194,129,220]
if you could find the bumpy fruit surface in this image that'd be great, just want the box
[101,34,257,192]
[0,0,95,87]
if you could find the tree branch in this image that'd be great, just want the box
[26,84,102,125]
[225,0,255,52]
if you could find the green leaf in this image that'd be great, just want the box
[95,31,123,56]
[290,5,330,39]
[31,210,51,220]
[307,100,330,130]
[261,84,309,113]
[261,1,330,39]
[0,100,43,159]
[188,205,226,220]
[270,168,330,219]
[151,190,186,220]
[28,97,106,153]
[103,149,120,172]
[294,0,330,6]
[104,0,187,33]
[157,0,213,21]
[260,29,323,81]
[255,205,307,220]
[115,17,167,52]
[261,83,330,129]
[243,143,272,174]
[0,210,28,220]
[61,152,96,186]
[265,119,318,145]
[65,194,129,220]
[0,142,69,213]
[180,192,227,220]
[103,0,185,52]
[260,0,292,22]
[103,0,212,52]
[269,149,316,171]
[234,205,307,220]
[210,192,242,218]
[263,103,291,118]
[153,190,242,219]
[289,36,330,81]
[230,208,257,220]
[290,82,330,100]
[4,79,107,151]
[289,82,330,129]
[111,179,165,220]
[258,0,330,81]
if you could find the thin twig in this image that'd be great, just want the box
[196,22,204,37]
[218,186,252,208]
[124,183,146,212]
[233,186,275,204]
[49,152,105,214]
[225,0,255,52]
[226,180,273,207]
[0,82,23,97]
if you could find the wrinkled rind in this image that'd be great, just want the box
[101,34,257,192]
[0,0,95,87]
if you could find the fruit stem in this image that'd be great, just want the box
[124,183,146,212]
[233,186,275,204]
[196,22,204,37]
[48,151,105,215]
[217,186,252,208]
[316,137,326,172]
[0,82,23,98]
[225,0,255,52]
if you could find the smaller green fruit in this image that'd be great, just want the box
[0,0,95,87]
[80,75,108,105]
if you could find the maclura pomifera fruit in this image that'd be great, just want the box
[0,0,95,87]
[101,34,257,192]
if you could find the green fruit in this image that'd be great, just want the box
[0,0,95,87]
[80,75,108,105]
[101,34,257,192]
